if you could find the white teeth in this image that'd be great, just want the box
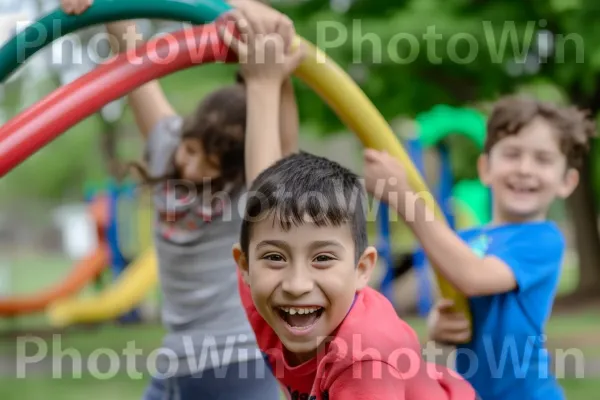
[509,184,537,193]
[279,306,321,315]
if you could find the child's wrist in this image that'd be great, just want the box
[245,77,283,91]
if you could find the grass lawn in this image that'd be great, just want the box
[0,310,596,400]
[0,375,149,400]
[0,375,597,400]
[0,254,597,399]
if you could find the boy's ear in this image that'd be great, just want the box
[355,246,378,290]
[557,167,580,199]
[232,243,250,285]
[477,154,491,186]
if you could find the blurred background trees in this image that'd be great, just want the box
[1,0,598,300]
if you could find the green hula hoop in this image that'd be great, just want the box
[0,0,230,83]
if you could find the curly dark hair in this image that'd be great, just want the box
[129,83,246,190]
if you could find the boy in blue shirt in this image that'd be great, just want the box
[363,95,596,400]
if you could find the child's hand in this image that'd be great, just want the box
[363,148,410,205]
[427,299,471,344]
[228,0,296,47]
[61,0,93,14]
[218,6,306,84]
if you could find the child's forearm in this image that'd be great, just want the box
[105,21,143,54]
[389,191,484,296]
[280,79,299,156]
[245,80,282,186]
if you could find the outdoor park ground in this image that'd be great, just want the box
[0,254,598,400]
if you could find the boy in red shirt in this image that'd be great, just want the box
[221,8,476,400]
[234,152,475,400]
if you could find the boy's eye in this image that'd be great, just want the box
[263,253,285,262]
[313,254,335,263]
[504,150,520,159]
[536,154,555,165]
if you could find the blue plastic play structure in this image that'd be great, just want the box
[376,138,456,315]
[376,203,394,302]
[377,105,491,316]
[84,179,142,323]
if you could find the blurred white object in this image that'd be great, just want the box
[0,13,32,83]
[101,98,125,123]
[53,204,99,260]
[0,12,29,45]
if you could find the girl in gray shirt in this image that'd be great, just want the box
[63,1,299,398]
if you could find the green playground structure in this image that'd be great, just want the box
[416,104,491,227]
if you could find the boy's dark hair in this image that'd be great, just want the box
[239,152,368,262]
[485,95,596,169]
[130,83,246,189]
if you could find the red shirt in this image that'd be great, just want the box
[238,272,476,399]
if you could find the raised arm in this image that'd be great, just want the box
[244,80,283,186]
[363,149,519,297]
[280,79,299,156]
[236,71,299,158]
[219,3,305,187]
[105,21,177,138]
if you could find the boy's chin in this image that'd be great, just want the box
[500,204,545,221]
[283,341,318,359]
[279,333,333,363]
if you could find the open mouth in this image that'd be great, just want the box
[507,182,538,194]
[276,306,324,331]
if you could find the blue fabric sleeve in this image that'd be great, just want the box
[486,224,565,293]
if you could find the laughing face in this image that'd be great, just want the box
[234,217,377,366]
[479,116,579,223]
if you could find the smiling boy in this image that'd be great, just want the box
[234,153,476,399]
[221,8,476,400]
[363,96,596,400]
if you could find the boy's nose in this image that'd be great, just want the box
[517,156,535,175]
[281,269,314,297]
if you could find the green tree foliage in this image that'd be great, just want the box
[280,0,592,126]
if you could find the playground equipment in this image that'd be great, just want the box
[378,105,490,315]
[0,197,109,316]
[0,0,470,321]
[48,248,157,326]
[416,105,491,226]
[85,180,144,323]
[47,182,155,326]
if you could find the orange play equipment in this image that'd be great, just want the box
[0,197,110,316]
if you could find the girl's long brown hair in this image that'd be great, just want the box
[128,82,247,191]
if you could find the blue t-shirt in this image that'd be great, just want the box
[455,221,565,400]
